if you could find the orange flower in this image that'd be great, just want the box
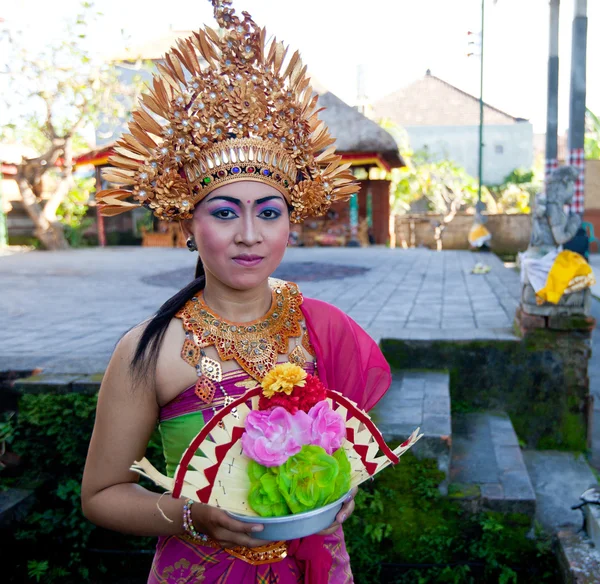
[261,363,307,398]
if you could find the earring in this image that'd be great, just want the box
[186,237,198,252]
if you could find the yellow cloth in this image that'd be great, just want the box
[468,224,491,247]
[536,250,596,304]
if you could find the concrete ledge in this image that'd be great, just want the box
[584,503,600,550]
[373,371,451,478]
[556,529,600,584]
[13,373,103,395]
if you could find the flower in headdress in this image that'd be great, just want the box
[290,177,329,221]
[227,82,266,127]
[183,145,198,164]
[154,168,192,208]
[261,363,306,398]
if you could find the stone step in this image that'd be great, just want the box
[449,412,536,517]
[372,371,451,477]
[523,451,598,532]
[0,488,34,528]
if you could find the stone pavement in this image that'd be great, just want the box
[590,253,600,299]
[0,247,520,374]
[523,451,598,531]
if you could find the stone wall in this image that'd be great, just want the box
[585,159,600,210]
[381,334,591,451]
[395,212,531,253]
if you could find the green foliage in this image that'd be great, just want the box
[391,149,480,216]
[3,392,162,582]
[0,1,150,249]
[136,209,155,234]
[344,452,557,583]
[585,108,600,159]
[485,168,541,214]
[0,2,144,151]
[57,175,95,247]
[0,411,16,447]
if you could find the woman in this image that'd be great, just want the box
[81,2,391,582]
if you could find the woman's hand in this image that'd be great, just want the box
[193,503,267,549]
[317,487,358,536]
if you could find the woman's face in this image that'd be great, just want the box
[186,181,290,290]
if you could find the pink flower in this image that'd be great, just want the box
[242,407,312,467]
[308,401,346,455]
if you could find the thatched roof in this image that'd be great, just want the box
[314,88,404,169]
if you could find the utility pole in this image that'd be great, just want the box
[0,163,7,248]
[567,0,587,214]
[477,0,485,203]
[0,16,7,247]
[545,0,560,181]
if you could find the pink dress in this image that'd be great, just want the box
[147,297,391,583]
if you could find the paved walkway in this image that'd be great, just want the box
[0,247,520,374]
[590,254,600,299]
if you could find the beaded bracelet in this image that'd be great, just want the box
[182,499,209,543]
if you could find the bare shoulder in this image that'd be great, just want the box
[155,316,197,405]
[102,322,155,398]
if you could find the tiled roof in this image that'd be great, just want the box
[372,72,525,127]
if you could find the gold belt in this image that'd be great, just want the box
[183,535,288,565]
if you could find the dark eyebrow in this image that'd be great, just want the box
[206,196,241,205]
[206,195,285,205]
[256,195,285,205]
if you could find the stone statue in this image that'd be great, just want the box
[528,165,581,257]
[519,165,590,317]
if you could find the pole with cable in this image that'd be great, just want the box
[477,0,485,203]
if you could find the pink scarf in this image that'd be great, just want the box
[290,297,391,583]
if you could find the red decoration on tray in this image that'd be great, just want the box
[258,373,327,414]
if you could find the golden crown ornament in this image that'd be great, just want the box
[97,0,359,223]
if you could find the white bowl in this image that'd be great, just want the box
[227,493,348,541]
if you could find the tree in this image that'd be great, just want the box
[485,168,539,214]
[585,108,600,159]
[391,149,480,250]
[0,2,146,249]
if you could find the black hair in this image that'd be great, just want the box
[131,257,206,379]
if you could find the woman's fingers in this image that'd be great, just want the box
[218,511,264,535]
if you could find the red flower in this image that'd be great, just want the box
[258,373,327,414]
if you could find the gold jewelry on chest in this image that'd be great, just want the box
[176,279,306,386]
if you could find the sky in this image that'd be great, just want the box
[2,0,600,134]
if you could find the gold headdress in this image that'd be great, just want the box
[98,0,359,223]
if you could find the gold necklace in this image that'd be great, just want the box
[176,280,308,398]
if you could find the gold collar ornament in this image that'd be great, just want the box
[177,280,305,390]
[97,0,359,223]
